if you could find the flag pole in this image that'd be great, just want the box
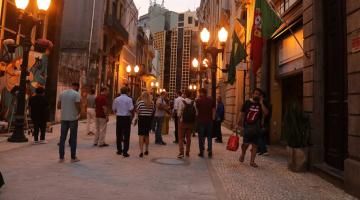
[265,0,309,58]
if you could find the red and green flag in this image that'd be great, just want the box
[228,18,247,84]
[250,0,282,74]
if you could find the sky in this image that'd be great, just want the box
[133,0,201,17]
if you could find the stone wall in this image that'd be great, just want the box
[345,0,360,198]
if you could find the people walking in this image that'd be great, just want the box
[86,89,96,136]
[237,88,269,168]
[113,87,134,157]
[173,91,183,143]
[154,91,169,145]
[135,91,153,158]
[195,88,215,158]
[94,87,109,147]
[214,96,225,143]
[57,82,81,163]
[177,90,196,158]
[28,87,49,144]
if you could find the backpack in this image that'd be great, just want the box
[182,100,196,123]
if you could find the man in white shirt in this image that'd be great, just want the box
[57,82,81,163]
[112,87,134,157]
[172,91,183,143]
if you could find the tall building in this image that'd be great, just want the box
[54,0,137,119]
[139,4,199,98]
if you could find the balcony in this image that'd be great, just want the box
[104,15,129,43]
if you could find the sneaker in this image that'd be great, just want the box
[33,141,39,145]
[99,143,109,147]
[144,151,149,155]
[39,140,47,144]
[177,153,184,159]
[58,159,65,163]
[139,153,144,158]
[123,153,130,158]
[71,158,80,163]
[161,142,167,145]
[116,151,122,155]
[93,143,98,146]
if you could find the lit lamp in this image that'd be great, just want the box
[126,65,140,99]
[8,0,51,143]
[200,26,228,101]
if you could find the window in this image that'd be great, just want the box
[179,14,184,22]
[195,20,199,27]
[278,0,299,14]
[188,17,193,24]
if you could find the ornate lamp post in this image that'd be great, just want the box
[150,81,159,102]
[8,0,51,143]
[192,57,209,89]
[126,64,140,99]
[200,27,228,101]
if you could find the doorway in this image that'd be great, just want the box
[323,0,348,170]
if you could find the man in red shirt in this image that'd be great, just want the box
[94,87,109,147]
[195,88,215,158]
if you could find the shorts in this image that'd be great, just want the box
[138,116,152,136]
[243,124,260,145]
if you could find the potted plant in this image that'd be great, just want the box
[283,102,311,172]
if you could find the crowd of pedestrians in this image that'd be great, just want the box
[26,82,271,168]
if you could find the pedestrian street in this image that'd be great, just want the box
[0,118,355,200]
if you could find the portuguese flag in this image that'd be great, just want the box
[228,18,247,84]
[250,0,282,74]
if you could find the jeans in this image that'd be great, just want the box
[33,120,46,141]
[258,129,268,153]
[197,122,213,153]
[174,113,179,142]
[154,116,164,143]
[59,120,78,159]
[213,120,222,142]
[116,116,131,154]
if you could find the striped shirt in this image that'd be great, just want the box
[136,100,154,116]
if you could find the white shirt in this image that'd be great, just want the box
[173,96,184,111]
[112,94,134,116]
[58,89,81,121]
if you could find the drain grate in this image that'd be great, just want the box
[151,157,188,166]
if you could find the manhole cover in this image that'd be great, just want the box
[152,157,188,165]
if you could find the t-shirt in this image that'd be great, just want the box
[154,97,166,117]
[29,95,49,121]
[195,96,215,124]
[87,94,96,108]
[58,89,81,121]
[241,100,263,125]
[136,100,153,116]
[95,94,108,118]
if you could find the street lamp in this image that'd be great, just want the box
[8,0,51,143]
[126,65,140,99]
[150,81,159,102]
[200,26,228,102]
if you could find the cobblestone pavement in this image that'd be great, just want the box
[0,117,357,200]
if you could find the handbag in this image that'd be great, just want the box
[226,134,239,151]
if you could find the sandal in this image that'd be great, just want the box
[250,162,258,168]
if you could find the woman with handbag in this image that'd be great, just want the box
[135,91,154,157]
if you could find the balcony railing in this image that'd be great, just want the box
[105,15,129,43]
